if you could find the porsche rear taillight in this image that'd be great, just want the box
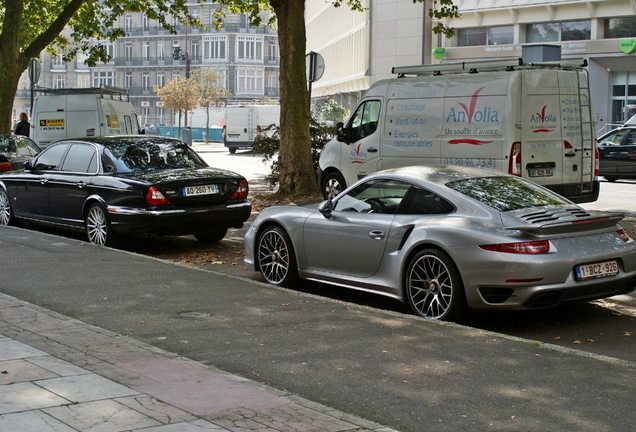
[146,186,170,206]
[230,179,249,200]
[480,240,550,254]
[508,141,521,176]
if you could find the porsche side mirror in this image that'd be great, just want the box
[318,200,333,218]
[23,160,32,171]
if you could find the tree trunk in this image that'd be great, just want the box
[0,0,27,133]
[271,0,317,195]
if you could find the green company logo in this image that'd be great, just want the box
[432,47,446,60]
[620,39,636,54]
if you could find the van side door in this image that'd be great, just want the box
[340,99,382,180]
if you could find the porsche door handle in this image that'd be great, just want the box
[39,179,48,185]
[77,181,87,189]
[369,230,385,240]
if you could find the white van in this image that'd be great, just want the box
[318,58,599,203]
[32,86,142,148]
[223,105,280,153]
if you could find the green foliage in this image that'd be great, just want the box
[252,119,335,188]
[317,98,350,125]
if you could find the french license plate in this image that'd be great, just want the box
[528,168,554,178]
[182,184,219,197]
[575,260,619,281]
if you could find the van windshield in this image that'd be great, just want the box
[102,140,207,173]
[446,176,569,212]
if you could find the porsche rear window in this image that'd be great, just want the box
[445,176,568,212]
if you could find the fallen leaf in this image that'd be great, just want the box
[625,331,633,337]
[572,340,582,345]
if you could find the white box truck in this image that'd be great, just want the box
[223,104,280,153]
[31,86,142,148]
[318,58,599,203]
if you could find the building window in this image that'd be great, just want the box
[191,40,199,61]
[52,54,65,68]
[457,26,513,46]
[158,42,165,61]
[172,71,180,80]
[125,15,133,32]
[268,43,278,62]
[143,42,150,61]
[77,74,90,88]
[157,72,165,88]
[203,35,226,61]
[125,42,133,61]
[53,74,66,89]
[605,17,636,38]
[527,20,591,43]
[142,14,149,30]
[236,68,263,94]
[93,70,115,87]
[106,43,115,61]
[236,35,263,61]
[124,72,133,88]
[142,73,150,91]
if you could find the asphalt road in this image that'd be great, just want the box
[1,225,635,432]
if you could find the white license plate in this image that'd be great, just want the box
[575,260,619,281]
[528,168,554,178]
[182,184,219,197]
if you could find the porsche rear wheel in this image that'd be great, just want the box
[405,248,465,321]
[256,225,298,287]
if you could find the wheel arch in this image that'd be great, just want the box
[400,241,465,299]
[82,194,107,218]
[253,220,298,273]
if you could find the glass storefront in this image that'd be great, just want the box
[611,72,636,124]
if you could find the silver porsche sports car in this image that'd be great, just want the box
[244,166,636,321]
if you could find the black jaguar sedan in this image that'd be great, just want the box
[0,136,251,246]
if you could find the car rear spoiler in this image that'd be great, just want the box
[505,212,625,236]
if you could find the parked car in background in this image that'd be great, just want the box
[597,126,636,182]
[245,166,636,321]
[0,136,251,246]
[0,135,41,172]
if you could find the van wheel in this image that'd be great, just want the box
[229,148,237,154]
[322,171,346,200]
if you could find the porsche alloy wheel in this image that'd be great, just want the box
[257,225,297,287]
[85,204,114,246]
[405,249,465,321]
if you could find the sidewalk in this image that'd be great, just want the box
[0,294,396,432]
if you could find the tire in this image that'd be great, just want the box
[404,248,466,321]
[604,176,617,182]
[256,225,298,287]
[321,171,346,200]
[195,228,228,243]
[85,203,116,246]
[0,188,15,226]
[229,148,237,154]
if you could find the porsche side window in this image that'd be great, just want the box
[599,130,625,146]
[397,186,455,215]
[33,144,70,171]
[348,100,381,143]
[334,179,410,215]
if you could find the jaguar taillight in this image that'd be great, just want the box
[230,179,249,200]
[146,186,170,206]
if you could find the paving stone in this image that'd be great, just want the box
[131,419,231,431]
[0,382,70,414]
[0,339,48,361]
[0,410,77,432]
[0,359,58,384]
[36,373,139,403]
[115,394,197,424]
[28,355,91,377]
[43,399,160,432]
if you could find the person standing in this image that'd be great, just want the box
[14,112,30,137]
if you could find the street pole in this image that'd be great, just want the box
[184,25,190,127]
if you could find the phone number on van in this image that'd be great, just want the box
[444,158,496,168]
